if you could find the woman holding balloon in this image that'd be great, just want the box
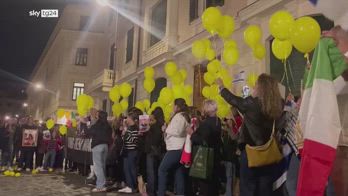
[217,74,283,196]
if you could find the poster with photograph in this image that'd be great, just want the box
[43,130,51,140]
[22,129,39,147]
[139,115,150,133]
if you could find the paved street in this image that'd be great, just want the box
[0,172,139,196]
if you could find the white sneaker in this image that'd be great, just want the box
[118,186,133,193]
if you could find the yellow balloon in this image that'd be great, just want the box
[247,73,258,87]
[109,85,120,102]
[272,39,293,60]
[179,69,187,81]
[143,99,150,111]
[57,109,65,119]
[269,10,294,40]
[165,61,177,77]
[207,60,220,74]
[159,87,174,105]
[202,86,211,98]
[184,85,193,95]
[171,71,183,85]
[15,173,21,177]
[144,66,155,79]
[59,125,67,135]
[223,47,239,65]
[202,7,222,35]
[205,48,216,61]
[202,39,212,49]
[217,15,235,39]
[210,85,219,98]
[204,72,215,85]
[112,102,123,117]
[253,43,266,60]
[144,79,155,93]
[222,76,232,89]
[224,39,237,49]
[244,25,262,48]
[120,83,132,98]
[172,85,185,99]
[290,16,321,54]
[46,119,55,129]
[120,99,129,111]
[192,40,206,59]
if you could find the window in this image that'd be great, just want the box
[72,82,84,101]
[126,28,134,63]
[79,16,90,31]
[110,43,116,70]
[150,0,167,46]
[269,15,333,97]
[150,78,167,103]
[128,88,135,109]
[206,0,224,8]
[189,0,199,22]
[75,48,88,65]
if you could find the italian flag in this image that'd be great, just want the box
[297,38,348,196]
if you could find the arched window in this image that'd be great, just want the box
[150,77,167,103]
[269,14,334,97]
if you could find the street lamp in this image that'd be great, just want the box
[35,83,43,90]
[23,103,28,107]
[5,115,10,120]
[15,114,19,118]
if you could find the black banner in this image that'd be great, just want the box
[66,137,92,165]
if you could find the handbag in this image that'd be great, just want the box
[189,144,214,179]
[245,121,282,167]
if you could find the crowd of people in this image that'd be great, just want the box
[0,69,346,196]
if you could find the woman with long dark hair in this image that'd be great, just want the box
[157,98,190,196]
[217,73,283,196]
[84,111,112,193]
[144,107,165,196]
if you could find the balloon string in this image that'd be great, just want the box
[287,60,296,91]
[284,60,291,93]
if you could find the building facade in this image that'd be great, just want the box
[28,0,332,118]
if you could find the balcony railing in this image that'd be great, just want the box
[86,69,114,93]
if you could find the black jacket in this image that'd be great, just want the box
[84,121,112,148]
[191,116,223,161]
[221,88,275,146]
[144,123,165,156]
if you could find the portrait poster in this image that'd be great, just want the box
[22,129,39,147]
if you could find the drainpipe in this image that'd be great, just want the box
[112,10,119,86]
[134,0,143,102]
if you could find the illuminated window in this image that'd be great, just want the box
[72,82,84,101]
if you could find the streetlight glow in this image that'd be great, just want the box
[35,83,43,90]
[97,0,108,6]
[5,116,10,120]
[23,103,28,107]
[15,114,19,118]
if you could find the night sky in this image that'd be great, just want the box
[0,0,66,98]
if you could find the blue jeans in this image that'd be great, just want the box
[158,150,185,196]
[44,150,56,169]
[92,144,108,189]
[123,150,138,190]
[286,154,336,196]
[147,154,160,196]
[224,161,235,196]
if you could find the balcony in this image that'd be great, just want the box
[86,69,114,94]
